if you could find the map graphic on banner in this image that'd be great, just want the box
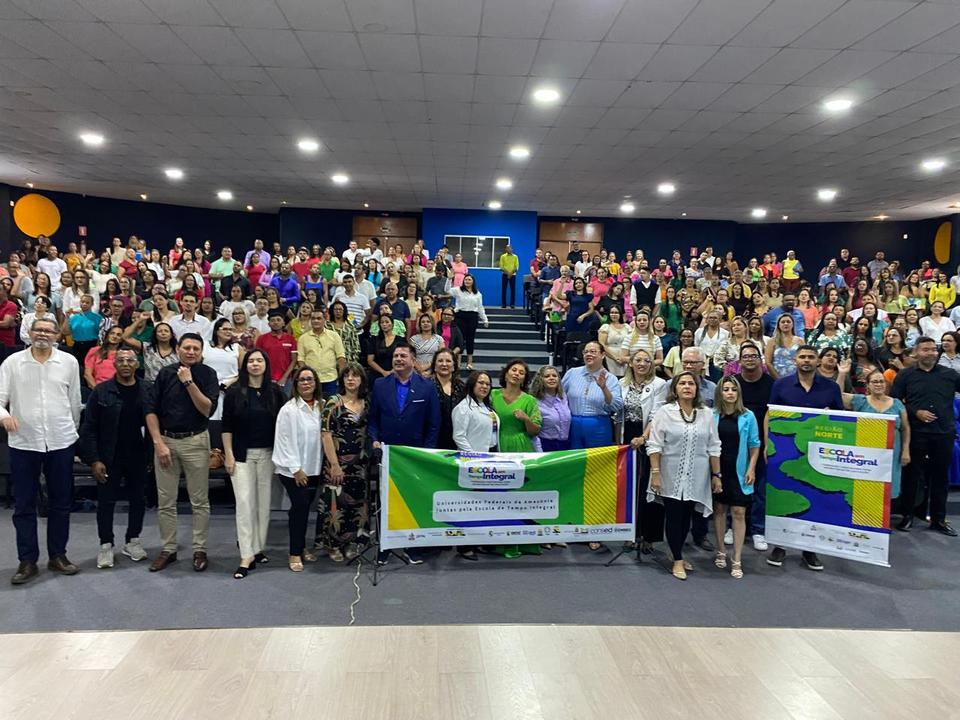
[765,405,895,567]
[379,445,636,550]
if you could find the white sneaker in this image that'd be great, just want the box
[752,534,768,551]
[122,538,147,562]
[723,529,733,546]
[97,543,115,568]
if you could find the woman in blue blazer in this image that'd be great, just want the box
[712,377,761,579]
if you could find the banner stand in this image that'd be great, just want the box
[604,451,672,574]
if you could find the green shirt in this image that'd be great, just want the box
[499,253,519,275]
[319,259,339,282]
[490,390,541,452]
[209,257,236,291]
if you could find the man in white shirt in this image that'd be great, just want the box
[37,245,68,288]
[249,298,271,335]
[168,292,213,344]
[332,274,371,328]
[0,317,83,585]
[342,240,362,267]
[365,237,385,269]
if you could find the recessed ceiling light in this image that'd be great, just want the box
[657,182,676,195]
[532,86,560,104]
[823,97,853,113]
[79,132,104,147]
[140,193,148,200]
[903,234,909,239]
[26,182,33,188]
[781,215,789,221]
[921,157,946,172]
[508,145,530,160]
[817,188,838,201]
[576,210,581,215]
[495,177,513,190]
[681,212,687,217]
[331,173,349,185]
[874,214,889,220]
[297,138,320,153]
[363,202,369,208]
[281,200,287,205]
[217,190,233,201]
[488,200,502,210]
[620,202,635,214]
[164,167,184,180]
[751,208,767,219]
[246,204,254,211]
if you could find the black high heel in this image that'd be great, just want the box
[233,561,257,579]
[254,552,270,564]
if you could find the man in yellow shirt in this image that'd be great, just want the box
[296,308,346,397]
[781,249,803,293]
[498,245,520,308]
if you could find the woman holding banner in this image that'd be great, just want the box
[711,377,761,580]
[838,365,909,502]
[619,349,667,553]
[646,371,722,581]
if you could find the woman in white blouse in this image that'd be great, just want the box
[450,274,489,370]
[598,305,629,377]
[202,318,242,420]
[920,301,956,345]
[273,366,324,573]
[646,371,722,581]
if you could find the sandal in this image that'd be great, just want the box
[731,560,743,579]
[288,556,304,572]
[640,541,654,555]
[233,564,254,579]
[254,552,270,564]
[302,549,317,563]
[683,559,694,572]
[671,562,687,581]
[328,547,345,563]
[714,551,727,569]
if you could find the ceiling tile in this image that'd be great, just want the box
[637,45,717,82]
[616,81,682,108]
[859,52,955,89]
[419,35,477,74]
[372,72,425,101]
[668,0,770,45]
[235,28,312,67]
[791,0,916,50]
[358,33,421,72]
[530,40,598,78]
[414,0,481,36]
[75,0,158,23]
[542,0,624,41]
[40,20,139,61]
[207,0,289,28]
[566,79,629,107]
[297,31,366,70]
[898,56,960,91]
[477,38,537,76]
[141,0,222,25]
[583,42,658,80]
[796,49,898,86]
[658,82,731,110]
[169,25,253,65]
[319,69,378,99]
[607,0,698,43]
[744,48,837,84]
[275,0,352,31]
[472,75,527,103]
[730,0,845,47]
[424,73,475,102]
[479,0,551,39]
[265,67,328,96]
[690,45,779,83]
[854,2,960,51]
[346,0,416,34]
[10,0,95,20]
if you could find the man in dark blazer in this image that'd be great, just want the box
[369,343,440,564]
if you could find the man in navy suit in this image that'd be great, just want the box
[369,343,440,564]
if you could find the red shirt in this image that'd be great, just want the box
[293,260,315,280]
[246,263,265,287]
[0,300,17,346]
[255,331,296,381]
[119,259,138,277]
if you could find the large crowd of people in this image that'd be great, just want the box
[0,234,957,586]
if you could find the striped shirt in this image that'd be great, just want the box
[561,366,624,417]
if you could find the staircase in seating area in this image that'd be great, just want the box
[469,307,550,376]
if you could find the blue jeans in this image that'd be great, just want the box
[750,457,767,535]
[11,445,75,563]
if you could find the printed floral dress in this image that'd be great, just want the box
[320,395,370,550]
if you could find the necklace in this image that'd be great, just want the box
[679,405,697,424]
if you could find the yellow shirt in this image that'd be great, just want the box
[498,253,519,275]
[782,258,801,280]
[928,283,956,309]
[297,328,345,382]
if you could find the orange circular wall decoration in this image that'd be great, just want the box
[13,193,61,239]
[934,221,952,265]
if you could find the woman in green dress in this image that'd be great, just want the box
[490,359,543,558]
[491,359,542,452]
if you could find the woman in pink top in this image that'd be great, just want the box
[84,326,124,389]
[450,253,469,288]
[588,267,614,305]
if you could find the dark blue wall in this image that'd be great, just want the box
[4,184,277,255]
[421,208,538,303]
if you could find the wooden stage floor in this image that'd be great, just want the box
[0,624,956,719]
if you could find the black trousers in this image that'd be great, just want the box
[97,457,147,546]
[691,507,708,543]
[663,497,695,561]
[501,274,516,307]
[279,474,318,556]
[902,433,953,524]
[456,310,479,354]
[11,446,74,563]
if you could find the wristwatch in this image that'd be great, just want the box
[711,472,722,479]
[182,379,194,387]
